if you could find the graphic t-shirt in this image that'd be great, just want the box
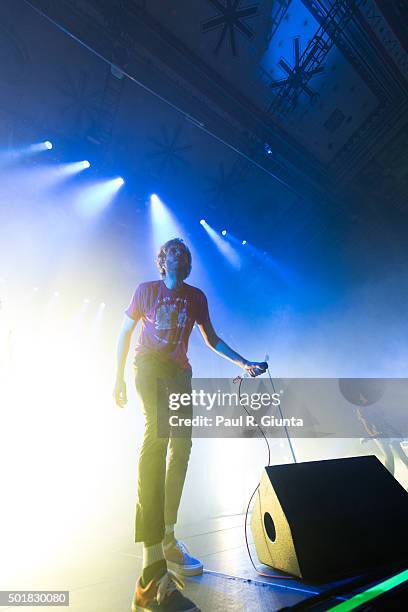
[125,280,209,369]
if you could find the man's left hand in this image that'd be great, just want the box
[244,361,268,377]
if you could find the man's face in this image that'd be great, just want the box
[164,244,190,276]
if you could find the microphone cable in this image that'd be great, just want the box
[233,362,295,580]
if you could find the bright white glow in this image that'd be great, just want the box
[242,240,247,245]
[6,161,93,193]
[114,177,125,187]
[28,142,53,153]
[200,219,206,225]
[222,229,227,236]
[100,302,106,309]
[0,291,130,585]
[84,298,90,304]
[58,160,92,176]
[0,141,54,165]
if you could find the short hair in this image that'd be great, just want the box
[156,238,192,279]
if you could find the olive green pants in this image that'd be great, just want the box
[134,353,193,545]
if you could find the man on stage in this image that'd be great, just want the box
[114,238,267,611]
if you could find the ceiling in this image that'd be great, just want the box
[21,0,407,202]
[1,0,407,285]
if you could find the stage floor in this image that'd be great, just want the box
[1,514,353,611]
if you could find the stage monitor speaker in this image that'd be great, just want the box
[250,455,408,581]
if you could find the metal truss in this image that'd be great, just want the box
[23,0,332,200]
[267,0,363,116]
[80,0,132,150]
[268,0,292,43]
[87,65,125,149]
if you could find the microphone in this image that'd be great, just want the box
[234,354,269,382]
[250,356,269,376]
[257,354,269,372]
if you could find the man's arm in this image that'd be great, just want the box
[114,314,137,407]
[197,316,267,377]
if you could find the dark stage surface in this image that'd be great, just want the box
[1,514,405,611]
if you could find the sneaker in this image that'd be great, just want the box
[131,570,199,611]
[164,541,203,577]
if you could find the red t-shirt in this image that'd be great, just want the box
[125,280,209,369]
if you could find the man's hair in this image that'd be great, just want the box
[156,238,192,279]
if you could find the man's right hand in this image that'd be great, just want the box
[114,379,127,408]
[244,361,268,378]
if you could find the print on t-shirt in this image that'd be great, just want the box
[154,296,189,344]
[125,280,209,368]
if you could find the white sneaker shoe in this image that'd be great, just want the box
[164,541,203,577]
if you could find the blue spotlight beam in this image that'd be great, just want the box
[227,231,296,285]
[58,160,92,175]
[29,141,53,152]
[75,177,125,217]
[200,221,241,269]
[0,141,53,165]
[150,194,186,253]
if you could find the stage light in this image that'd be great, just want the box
[75,176,125,216]
[0,140,57,166]
[54,291,59,297]
[200,219,206,225]
[58,160,92,176]
[84,298,90,304]
[222,229,227,236]
[201,221,241,269]
[12,160,92,193]
[150,193,185,252]
[264,143,273,155]
[242,240,247,245]
[100,302,106,309]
